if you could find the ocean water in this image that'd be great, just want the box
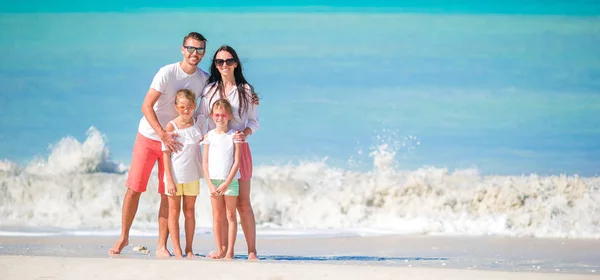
[0,5,599,238]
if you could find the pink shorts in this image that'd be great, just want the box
[126,133,165,193]
[239,142,253,181]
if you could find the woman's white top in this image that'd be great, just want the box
[196,82,259,138]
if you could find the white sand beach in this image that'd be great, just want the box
[1,255,598,280]
[1,234,599,280]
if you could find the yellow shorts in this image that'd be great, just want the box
[167,180,200,196]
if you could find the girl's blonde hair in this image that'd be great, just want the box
[210,99,234,120]
[175,89,196,105]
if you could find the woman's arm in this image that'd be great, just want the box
[245,89,260,136]
[194,85,213,135]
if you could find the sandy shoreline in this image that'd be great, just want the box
[1,255,598,280]
[1,234,599,279]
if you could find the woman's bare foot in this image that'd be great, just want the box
[247,252,259,261]
[108,239,129,255]
[186,252,194,259]
[155,247,172,258]
[223,253,234,260]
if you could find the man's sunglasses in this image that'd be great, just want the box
[183,46,205,54]
[214,58,236,67]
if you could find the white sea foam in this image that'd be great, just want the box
[24,126,127,175]
[0,127,598,238]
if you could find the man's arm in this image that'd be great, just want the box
[141,88,181,152]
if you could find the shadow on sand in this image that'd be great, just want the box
[229,255,448,262]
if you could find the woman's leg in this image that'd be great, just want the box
[237,143,258,260]
[237,179,257,260]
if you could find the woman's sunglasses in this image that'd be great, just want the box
[214,58,236,67]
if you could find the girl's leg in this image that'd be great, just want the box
[224,196,238,259]
[167,195,183,258]
[182,195,197,258]
[220,214,228,253]
[237,179,258,260]
[209,195,226,259]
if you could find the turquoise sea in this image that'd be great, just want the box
[0,2,599,238]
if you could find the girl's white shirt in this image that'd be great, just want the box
[202,129,241,180]
[195,82,259,139]
[161,120,204,184]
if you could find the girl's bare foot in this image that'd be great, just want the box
[207,250,225,259]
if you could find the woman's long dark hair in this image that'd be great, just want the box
[206,45,253,118]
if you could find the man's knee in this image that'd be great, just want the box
[125,188,142,200]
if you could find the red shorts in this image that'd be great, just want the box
[126,133,165,193]
[239,142,253,181]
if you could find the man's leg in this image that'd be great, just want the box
[109,188,141,254]
[155,151,171,257]
[156,193,172,257]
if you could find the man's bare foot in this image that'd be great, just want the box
[186,252,194,259]
[108,239,129,255]
[207,250,225,259]
[247,252,259,261]
[155,248,172,258]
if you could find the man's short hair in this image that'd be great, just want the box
[183,32,207,45]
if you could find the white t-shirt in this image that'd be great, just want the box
[202,129,240,180]
[197,82,259,138]
[162,120,204,184]
[138,62,209,140]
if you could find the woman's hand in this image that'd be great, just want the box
[233,131,246,142]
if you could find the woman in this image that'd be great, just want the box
[199,45,259,260]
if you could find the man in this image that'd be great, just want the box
[109,32,209,256]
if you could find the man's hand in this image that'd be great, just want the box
[161,131,182,153]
